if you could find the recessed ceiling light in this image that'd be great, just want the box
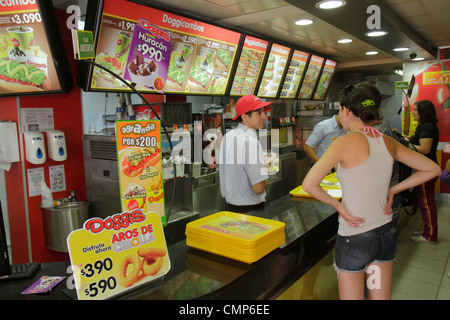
[295,19,314,26]
[393,47,410,52]
[412,57,424,61]
[316,0,347,9]
[366,51,379,55]
[338,38,352,44]
[366,30,388,37]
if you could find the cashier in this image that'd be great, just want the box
[303,115,346,165]
[219,95,272,213]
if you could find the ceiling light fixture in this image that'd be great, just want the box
[393,47,410,52]
[295,19,314,26]
[412,57,424,61]
[366,30,388,37]
[316,0,347,9]
[338,38,352,44]
[366,51,379,55]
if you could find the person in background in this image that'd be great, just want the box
[219,95,271,213]
[408,100,440,243]
[441,158,450,188]
[355,82,402,228]
[303,113,346,166]
[302,85,441,300]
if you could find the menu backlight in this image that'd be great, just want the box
[257,43,290,98]
[230,35,269,96]
[279,50,309,99]
[313,59,337,100]
[0,1,72,96]
[297,55,324,100]
[88,0,241,95]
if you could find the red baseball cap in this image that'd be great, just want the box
[232,95,272,120]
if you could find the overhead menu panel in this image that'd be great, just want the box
[279,50,310,99]
[86,0,241,95]
[257,43,290,98]
[230,35,269,96]
[313,59,337,100]
[297,55,324,100]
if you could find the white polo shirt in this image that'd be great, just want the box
[218,123,268,206]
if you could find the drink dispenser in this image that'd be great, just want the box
[46,130,67,161]
[24,131,46,164]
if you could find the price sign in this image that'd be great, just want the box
[123,20,172,92]
[68,210,170,300]
[257,43,291,98]
[279,50,309,99]
[0,1,63,94]
[90,0,241,95]
[115,120,166,225]
[298,55,324,100]
[230,35,269,96]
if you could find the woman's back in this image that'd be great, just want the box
[337,129,394,236]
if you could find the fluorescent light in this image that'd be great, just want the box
[412,57,424,61]
[295,19,314,26]
[366,30,388,37]
[366,51,379,55]
[393,47,410,52]
[316,0,347,9]
[338,38,352,44]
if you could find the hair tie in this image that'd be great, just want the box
[361,99,375,107]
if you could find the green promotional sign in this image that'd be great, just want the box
[396,81,409,90]
[72,30,95,60]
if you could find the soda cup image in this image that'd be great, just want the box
[7,26,34,51]
[115,31,132,71]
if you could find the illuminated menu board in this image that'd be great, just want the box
[257,43,290,98]
[89,0,241,95]
[298,55,324,100]
[313,59,337,100]
[279,50,309,99]
[0,1,72,96]
[230,35,269,96]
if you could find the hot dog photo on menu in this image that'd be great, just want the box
[0,21,57,93]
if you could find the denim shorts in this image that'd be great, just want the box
[334,222,397,273]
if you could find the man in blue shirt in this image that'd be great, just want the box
[303,115,345,165]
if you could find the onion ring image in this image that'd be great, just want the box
[141,256,163,276]
[137,247,166,258]
[117,254,142,287]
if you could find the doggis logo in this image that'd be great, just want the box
[138,18,171,42]
[84,209,146,234]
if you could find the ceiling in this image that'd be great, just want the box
[53,0,450,76]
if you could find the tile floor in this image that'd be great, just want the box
[391,200,450,300]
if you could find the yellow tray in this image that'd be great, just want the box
[290,172,342,200]
[186,234,285,263]
[186,211,285,244]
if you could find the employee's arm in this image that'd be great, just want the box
[253,179,268,194]
[413,137,433,155]
[303,144,319,164]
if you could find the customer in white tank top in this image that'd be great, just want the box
[302,84,441,300]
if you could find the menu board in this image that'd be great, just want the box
[230,35,269,96]
[298,55,324,100]
[279,50,310,99]
[0,1,71,96]
[257,43,290,98]
[89,0,241,95]
[313,59,337,100]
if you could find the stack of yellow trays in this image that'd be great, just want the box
[290,172,342,200]
[186,211,286,263]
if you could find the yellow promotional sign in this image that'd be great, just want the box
[67,210,170,300]
[115,120,166,225]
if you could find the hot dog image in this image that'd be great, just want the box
[120,144,161,177]
[0,59,51,91]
